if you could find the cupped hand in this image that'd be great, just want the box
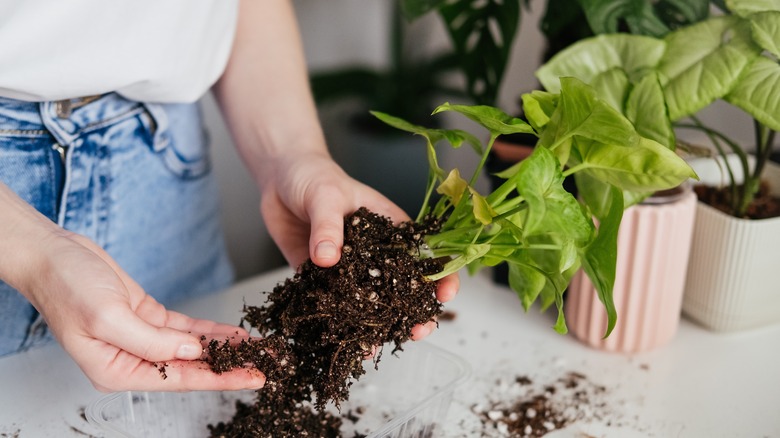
[26,232,265,392]
[259,152,459,340]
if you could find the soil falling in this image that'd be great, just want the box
[205,207,445,437]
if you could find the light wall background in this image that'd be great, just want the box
[205,0,754,280]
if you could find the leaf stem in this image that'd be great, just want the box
[469,133,497,186]
[562,162,589,177]
[676,118,748,215]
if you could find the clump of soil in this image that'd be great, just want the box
[473,372,611,437]
[694,181,780,219]
[205,207,445,437]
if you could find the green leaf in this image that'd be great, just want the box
[469,187,497,224]
[433,103,536,136]
[574,171,613,221]
[370,110,482,151]
[656,0,712,27]
[427,243,491,280]
[370,111,484,177]
[579,185,623,338]
[437,169,469,205]
[371,111,446,180]
[538,77,640,151]
[553,300,568,334]
[438,0,522,104]
[725,56,780,131]
[573,137,697,192]
[521,90,559,132]
[659,16,762,120]
[508,262,547,311]
[726,0,780,17]
[625,72,675,150]
[578,0,671,37]
[508,239,578,334]
[748,11,780,58]
[493,159,524,180]
[515,147,593,241]
[559,240,578,273]
[514,147,560,235]
[535,34,666,93]
[536,106,573,166]
[590,68,630,112]
[368,110,444,142]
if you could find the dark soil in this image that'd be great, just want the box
[205,207,445,437]
[473,372,613,437]
[695,181,780,219]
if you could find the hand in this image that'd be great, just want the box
[23,232,265,392]
[259,152,459,341]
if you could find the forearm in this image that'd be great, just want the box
[0,182,63,304]
[213,0,328,189]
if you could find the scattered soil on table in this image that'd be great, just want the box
[205,207,445,437]
[472,371,614,437]
[694,181,780,219]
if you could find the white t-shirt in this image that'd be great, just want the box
[0,0,239,103]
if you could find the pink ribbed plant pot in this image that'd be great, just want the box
[565,185,697,353]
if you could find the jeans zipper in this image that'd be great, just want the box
[52,142,68,210]
[53,142,68,163]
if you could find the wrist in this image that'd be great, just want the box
[0,184,65,301]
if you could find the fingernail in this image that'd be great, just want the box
[248,370,266,389]
[176,343,202,360]
[413,324,432,340]
[315,241,339,260]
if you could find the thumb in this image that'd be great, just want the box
[306,195,345,268]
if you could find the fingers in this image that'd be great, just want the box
[93,358,266,392]
[409,274,460,342]
[164,310,249,339]
[436,273,460,303]
[362,196,409,226]
[91,303,205,362]
[410,320,438,341]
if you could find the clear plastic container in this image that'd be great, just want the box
[86,341,471,437]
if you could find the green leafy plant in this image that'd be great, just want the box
[401,0,718,108]
[577,0,717,37]
[400,0,527,106]
[536,0,780,218]
[373,77,695,336]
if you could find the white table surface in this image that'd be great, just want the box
[1,266,778,437]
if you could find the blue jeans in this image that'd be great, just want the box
[0,94,234,356]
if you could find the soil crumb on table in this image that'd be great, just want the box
[472,372,613,437]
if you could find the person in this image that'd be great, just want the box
[0,0,458,392]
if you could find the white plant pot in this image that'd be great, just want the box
[565,185,698,353]
[683,158,780,332]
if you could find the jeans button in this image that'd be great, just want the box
[55,100,72,118]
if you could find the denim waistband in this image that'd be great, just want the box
[0,94,170,151]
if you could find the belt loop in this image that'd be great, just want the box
[39,101,77,147]
[141,103,170,152]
